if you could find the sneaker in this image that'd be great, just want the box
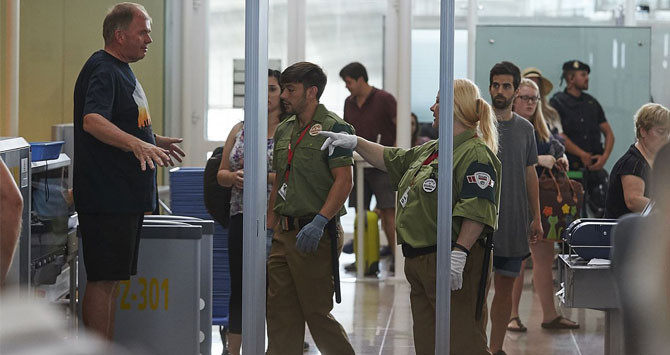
[380,245,392,257]
[342,239,354,254]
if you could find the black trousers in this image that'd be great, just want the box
[227,213,244,334]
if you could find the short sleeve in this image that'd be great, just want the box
[383,146,420,190]
[594,99,607,124]
[327,123,354,169]
[527,126,539,166]
[548,134,565,158]
[618,156,646,179]
[454,161,498,229]
[83,68,115,120]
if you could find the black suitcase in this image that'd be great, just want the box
[563,218,618,260]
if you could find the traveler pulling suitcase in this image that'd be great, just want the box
[564,218,618,260]
[353,211,380,276]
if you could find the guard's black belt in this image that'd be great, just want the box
[402,239,487,258]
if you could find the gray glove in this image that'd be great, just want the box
[318,131,357,156]
[295,214,329,253]
[266,228,274,260]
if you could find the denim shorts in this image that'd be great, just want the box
[492,255,526,277]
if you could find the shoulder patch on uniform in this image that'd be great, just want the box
[331,122,353,134]
[461,162,496,203]
[329,123,354,159]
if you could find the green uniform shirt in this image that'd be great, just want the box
[383,129,501,248]
[272,104,354,217]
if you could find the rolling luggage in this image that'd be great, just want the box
[563,218,618,260]
[353,211,380,275]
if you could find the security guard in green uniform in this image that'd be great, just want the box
[320,79,501,355]
[266,62,355,355]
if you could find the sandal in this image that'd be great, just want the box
[541,316,580,329]
[507,317,527,332]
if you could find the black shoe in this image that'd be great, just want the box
[303,342,309,351]
[380,245,392,257]
[365,261,379,276]
[342,239,354,254]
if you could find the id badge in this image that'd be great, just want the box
[399,187,410,208]
[278,183,288,200]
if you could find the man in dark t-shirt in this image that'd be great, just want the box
[74,3,184,340]
[340,62,398,269]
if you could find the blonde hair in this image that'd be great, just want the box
[517,78,551,142]
[539,90,562,133]
[634,103,670,139]
[453,79,499,154]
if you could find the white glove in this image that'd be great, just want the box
[450,250,468,291]
[318,131,357,156]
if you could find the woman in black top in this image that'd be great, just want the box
[605,103,670,218]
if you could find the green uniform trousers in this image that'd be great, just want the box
[266,221,354,355]
[404,241,491,355]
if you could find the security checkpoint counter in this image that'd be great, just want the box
[558,254,623,355]
[143,215,215,355]
[78,218,208,355]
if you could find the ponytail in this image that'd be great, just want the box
[475,98,499,154]
[453,79,500,154]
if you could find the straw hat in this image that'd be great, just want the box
[521,67,554,97]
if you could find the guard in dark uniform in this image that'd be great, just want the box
[550,60,615,215]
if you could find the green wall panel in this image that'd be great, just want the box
[475,25,651,173]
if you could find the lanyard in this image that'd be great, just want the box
[284,123,313,181]
[422,151,439,165]
[409,149,438,186]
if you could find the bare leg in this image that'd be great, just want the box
[227,333,242,355]
[82,280,120,340]
[509,259,527,322]
[490,273,516,353]
[379,208,396,255]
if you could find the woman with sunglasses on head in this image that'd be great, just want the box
[507,78,579,332]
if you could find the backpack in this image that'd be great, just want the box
[203,146,232,227]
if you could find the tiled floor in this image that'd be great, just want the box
[211,252,606,354]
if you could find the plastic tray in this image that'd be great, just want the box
[30,141,64,162]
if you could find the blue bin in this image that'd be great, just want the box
[30,141,64,162]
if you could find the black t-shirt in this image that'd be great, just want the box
[604,144,650,219]
[73,50,156,213]
[550,91,607,170]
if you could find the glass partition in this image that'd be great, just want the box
[475,25,651,172]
